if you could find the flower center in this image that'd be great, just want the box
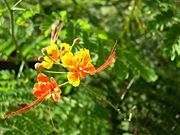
[78,67,87,73]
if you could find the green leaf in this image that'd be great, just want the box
[16,5,40,25]
[124,52,158,82]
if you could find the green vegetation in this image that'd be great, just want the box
[0,0,179,134]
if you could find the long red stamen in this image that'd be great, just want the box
[54,21,64,43]
[90,43,117,75]
[4,90,53,120]
[51,18,59,43]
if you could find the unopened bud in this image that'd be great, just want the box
[73,38,81,44]
[38,56,44,62]
[35,63,44,71]
[41,48,47,54]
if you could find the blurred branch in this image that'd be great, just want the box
[72,0,78,5]
[121,76,137,101]
[17,60,25,78]
[3,0,19,55]
[12,0,23,8]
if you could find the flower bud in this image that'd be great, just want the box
[35,63,44,71]
[41,48,47,54]
[73,38,81,44]
[38,56,44,62]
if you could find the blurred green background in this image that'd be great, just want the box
[0,0,179,134]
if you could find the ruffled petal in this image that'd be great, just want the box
[79,71,86,78]
[50,77,58,89]
[75,49,91,67]
[52,93,60,102]
[60,43,72,56]
[84,63,96,73]
[37,73,49,82]
[41,57,53,69]
[52,87,61,102]
[33,83,42,98]
[61,52,75,67]
[51,49,60,61]
[46,44,58,54]
[33,83,50,98]
[67,72,80,87]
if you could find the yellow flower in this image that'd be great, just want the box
[41,56,53,69]
[41,43,61,69]
[46,43,60,62]
[62,48,96,87]
[60,43,72,56]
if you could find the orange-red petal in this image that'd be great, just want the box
[52,88,61,102]
[67,72,80,87]
[79,71,86,78]
[37,73,48,82]
[33,82,51,98]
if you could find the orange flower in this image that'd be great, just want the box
[33,73,62,102]
[62,45,116,87]
[62,48,96,86]
[4,73,62,120]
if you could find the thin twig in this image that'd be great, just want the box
[17,60,25,78]
[48,99,55,129]
[3,0,19,54]
[12,0,23,9]
[121,76,137,101]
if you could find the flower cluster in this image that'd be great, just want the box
[4,19,116,120]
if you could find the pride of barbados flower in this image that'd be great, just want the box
[62,48,96,86]
[4,73,63,120]
[62,45,116,87]
[33,73,62,102]
[4,18,117,120]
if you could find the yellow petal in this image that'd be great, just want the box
[60,43,72,56]
[75,48,92,66]
[67,72,80,87]
[41,61,53,69]
[45,94,51,99]
[46,44,58,54]
[44,56,52,62]
[61,43,71,51]
[61,52,75,67]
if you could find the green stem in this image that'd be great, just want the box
[12,0,23,8]
[17,60,25,78]
[3,0,19,54]
[70,39,78,51]
[48,99,55,129]
[44,70,67,74]
[59,81,69,87]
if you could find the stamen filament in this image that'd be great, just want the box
[48,57,63,66]
[44,70,67,74]
[59,81,69,87]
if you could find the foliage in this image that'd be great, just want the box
[0,0,180,134]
